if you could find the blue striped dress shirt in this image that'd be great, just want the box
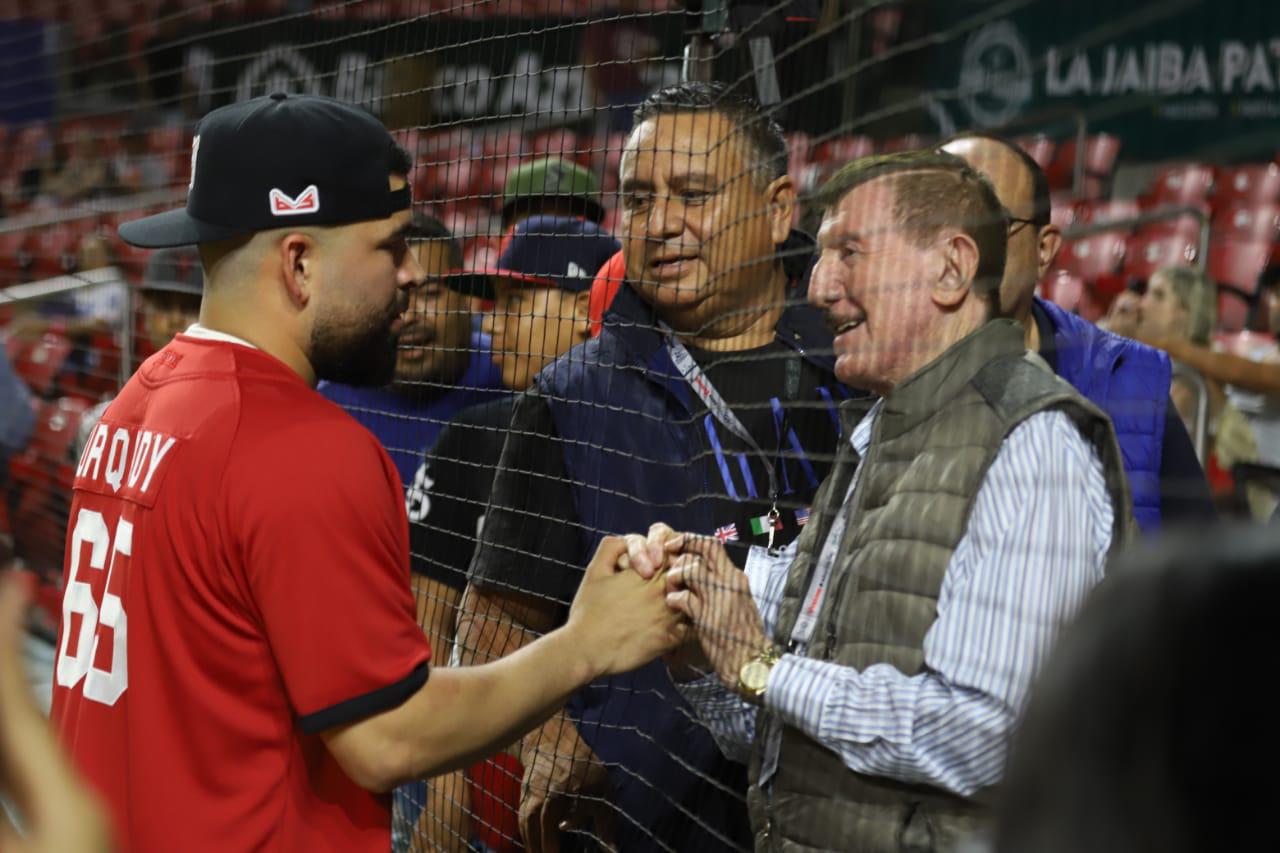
[677,401,1115,797]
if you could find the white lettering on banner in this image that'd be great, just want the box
[74,422,178,504]
[1222,41,1250,93]
[1042,37,1280,98]
[1183,47,1214,93]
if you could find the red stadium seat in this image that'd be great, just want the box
[1041,269,1084,313]
[1047,134,1121,196]
[880,134,930,154]
[1074,198,1141,226]
[530,129,589,167]
[1218,289,1250,332]
[26,223,86,280]
[10,331,73,398]
[786,131,812,174]
[1138,210,1205,240]
[1017,135,1056,172]
[1149,162,1215,206]
[1122,233,1200,283]
[0,229,33,285]
[1214,163,1280,209]
[1049,192,1080,229]
[1056,231,1127,282]
[1213,204,1280,243]
[813,135,875,166]
[1208,239,1272,294]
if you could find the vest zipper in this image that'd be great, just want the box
[822,409,883,659]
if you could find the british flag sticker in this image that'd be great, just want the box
[714,523,739,543]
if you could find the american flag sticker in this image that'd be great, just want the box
[715,524,739,543]
[795,507,811,526]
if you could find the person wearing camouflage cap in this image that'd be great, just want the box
[501,156,605,229]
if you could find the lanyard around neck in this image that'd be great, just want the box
[660,322,788,549]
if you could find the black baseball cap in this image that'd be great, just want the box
[442,215,620,301]
[119,93,412,249]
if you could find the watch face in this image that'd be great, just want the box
[740,660,771,692]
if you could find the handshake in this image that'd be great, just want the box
[565,523,771,693]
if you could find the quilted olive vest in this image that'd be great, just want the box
[746,319,1133,853]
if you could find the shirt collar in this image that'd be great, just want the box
[182,323,259,350]
[849,398,883,456]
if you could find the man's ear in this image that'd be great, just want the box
[1037,224,1063,278]
[764,174,797,245]
[931,231,979,310]
[279,233,318,309]
[572,287,594,340]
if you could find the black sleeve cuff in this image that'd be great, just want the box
[298,663,429,735]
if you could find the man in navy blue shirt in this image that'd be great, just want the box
[319,214,504,486]
[941,133,1214,529]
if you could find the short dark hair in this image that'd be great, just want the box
[407,212,463,269]
[942,131,1051,228]
[814,150,1009,308]
[632,81,787,187]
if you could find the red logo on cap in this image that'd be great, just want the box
[268,185,320,216]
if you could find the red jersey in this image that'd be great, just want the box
[50,333,431,852]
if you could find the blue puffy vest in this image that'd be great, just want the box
[1036,297,1169,531]
[534,283,838,852]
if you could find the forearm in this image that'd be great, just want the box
[330,625,598,790]
[1166,339,1280,395]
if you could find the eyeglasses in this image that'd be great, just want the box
[1007,215,1039,237]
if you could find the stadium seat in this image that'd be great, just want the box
[530,129,589,167]
[1122,233,1200,283]
[813,135,875,166]
[1148,162,1215,206]
[786,131,812,174]
[26,223,86,280]
[1074,198,1141,226]
[1049,192,1080,229]
[0,229,33,285]
[1041,269,1084,313]
[1017,135,1056,172]
[1213,203,1280,243]
[1046,134,1121,196]
[1056,230,1127,281]
[10,331,73,398]
[1218,288,1250,332]
[881,134,930,153]
[1214,163,1280,209]
[1208,239,1272,294]
[1138,210,1206,240]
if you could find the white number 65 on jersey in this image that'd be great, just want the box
[56,508,130,706]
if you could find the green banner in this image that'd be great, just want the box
[930,0,1280,158]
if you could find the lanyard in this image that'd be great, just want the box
[661,323,784,550]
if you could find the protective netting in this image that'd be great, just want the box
[4,1,1280,851]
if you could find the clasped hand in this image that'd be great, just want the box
[619,523,770,692]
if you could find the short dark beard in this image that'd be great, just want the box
[310,302,401,388]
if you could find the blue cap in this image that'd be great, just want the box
[441,215,620,301]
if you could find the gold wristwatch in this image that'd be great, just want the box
[737,644,782,701]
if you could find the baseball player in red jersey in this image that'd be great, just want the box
[49,93,683,853]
